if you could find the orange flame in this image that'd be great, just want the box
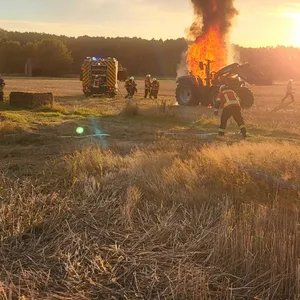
[187,25,227,82]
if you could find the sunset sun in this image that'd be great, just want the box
[286,11,300,47]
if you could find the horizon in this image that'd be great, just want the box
[1,0,300,48]
[2,27,300,49]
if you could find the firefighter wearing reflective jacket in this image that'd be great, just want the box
[0,75,5,102]
[281,79,294,102]
[214,85,247,138]
[144,74,152,98]
[92,75,100,88]
[125,76,137,99]
[150,78,159,99]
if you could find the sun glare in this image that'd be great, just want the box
[285,12,300,47]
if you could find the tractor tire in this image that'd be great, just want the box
[175,81,201,106]
[206,86,219,107]
[235,87,254,109]
[9,92,54,109]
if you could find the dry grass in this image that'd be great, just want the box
[120,100,140,116]
[3,77,300,134]
[0,120,28,134]
[0,141,299,299]
[0,78,300,299]
[0,112,29,134]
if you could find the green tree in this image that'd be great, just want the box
[23,41,37,59]
[0,40,24,73]
[0,28,7,44]
[1,29,300,79]
[36,39,73,76]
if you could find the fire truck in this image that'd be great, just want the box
[80,57,127,98]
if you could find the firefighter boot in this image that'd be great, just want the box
[218,128,225,136]
[241,127,247,138]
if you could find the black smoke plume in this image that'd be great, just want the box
[189,0,238,39]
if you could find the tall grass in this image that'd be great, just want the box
[0,141,299,299]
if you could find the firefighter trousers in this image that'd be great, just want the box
[282,92,294,102]
[150,90,158,99]
[125,88,135,98]
[144,88,150,98]
[219,106,246,137]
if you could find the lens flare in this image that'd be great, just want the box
[89,117,108,149]
[76,127,84,134]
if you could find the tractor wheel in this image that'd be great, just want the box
[235,87,254,109]
[206,86,219,107]
[175,81,200,106]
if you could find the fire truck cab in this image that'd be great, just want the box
[80,57,127,98]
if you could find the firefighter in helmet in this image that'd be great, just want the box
[150,78,160,99]
[0,75,5,102]
[144,74,152,98]
[92,75,100,88]
[281,79,294,102]
[125,76,137,99]
[214,84,247,138]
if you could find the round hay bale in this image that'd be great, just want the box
[9,92,54,109]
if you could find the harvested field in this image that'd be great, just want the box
[0,77,300,299]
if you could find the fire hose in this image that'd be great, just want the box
[117,88,126,99]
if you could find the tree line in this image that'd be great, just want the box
[0,28,299,80]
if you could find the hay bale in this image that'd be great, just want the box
[9,92,54,109]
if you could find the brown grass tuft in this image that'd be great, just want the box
[0,120,28,134]
[120,100,140,116]
[2,142,296,298]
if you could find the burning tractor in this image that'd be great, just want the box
[176,60,272,108]
[80,57,127,98]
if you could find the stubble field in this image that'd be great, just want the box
[0,77,300,299]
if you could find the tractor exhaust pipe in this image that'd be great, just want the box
[199,60,212,87]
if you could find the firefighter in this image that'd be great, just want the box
[214,85,247,138]
[0,75,5,102]
[125,76,137,99]
[144,74,152,98]
[150,78,160,99]
[93,75,100,88]
[281,79,294,102]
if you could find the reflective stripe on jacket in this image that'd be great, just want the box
[125,80,136,87]
[145,79,151,89]
[151,82,159,91]
[215,89,240,111]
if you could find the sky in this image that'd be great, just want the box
[0,0,300,47]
